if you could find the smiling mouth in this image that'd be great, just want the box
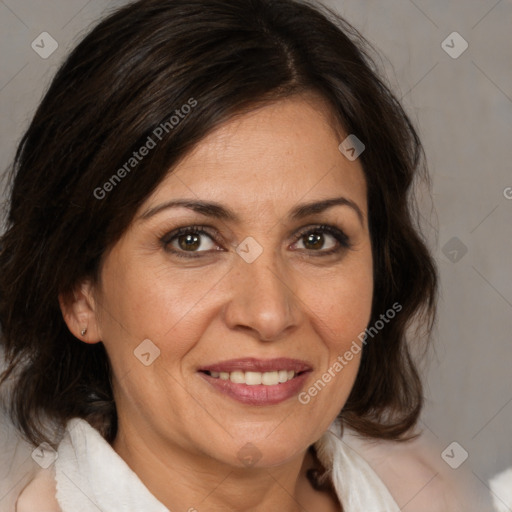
[201,369,301,386]
[197,358,312,405]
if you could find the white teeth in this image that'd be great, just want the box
[229,371,245,384]
[261,371,279,386]
[245,371,262,385]
[208,370,297,385]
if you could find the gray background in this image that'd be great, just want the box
[0,0,511,503]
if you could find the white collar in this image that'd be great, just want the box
[54,418,400,512]
[55,418,168,512]
[314,421,401,511]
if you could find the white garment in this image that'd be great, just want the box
[52,418,401,512]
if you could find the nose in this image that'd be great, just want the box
[222,250,302,342]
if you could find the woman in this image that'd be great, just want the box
[0,0,485,510]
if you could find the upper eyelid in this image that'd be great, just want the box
[294,224,344,237]
[161,225,217,239]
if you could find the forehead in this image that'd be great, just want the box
[144,94,367,220]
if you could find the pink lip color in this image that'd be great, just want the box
[198,357,311,374]
[198,358,312,406]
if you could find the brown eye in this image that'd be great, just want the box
[296,231,337,251]
[177,233,202,251]
[302,232,329,250]
[291,224,351,255]
[161,227,218,256]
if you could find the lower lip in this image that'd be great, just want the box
[199,372,310,405]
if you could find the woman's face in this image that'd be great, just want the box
[87,94,373,468]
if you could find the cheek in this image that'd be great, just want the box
[98,257,209,341]
[96,260,232,392]
[294,253,373,409]
[330,283,373,347]
[302,256,374,349]
[296,292,371,431]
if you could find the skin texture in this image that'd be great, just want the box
[60,93,373,512]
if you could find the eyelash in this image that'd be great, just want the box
[160,224,352,259]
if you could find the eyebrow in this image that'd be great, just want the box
[138,196,364,226]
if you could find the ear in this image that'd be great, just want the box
[58,280,102,344]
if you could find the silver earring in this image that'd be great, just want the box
[81,327,88,336]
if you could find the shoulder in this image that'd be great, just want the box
[15,468,61,512]
[342,428,482,512]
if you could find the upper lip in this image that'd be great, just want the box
[198,357,312,374]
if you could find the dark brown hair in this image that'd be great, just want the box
[0,0,437,447]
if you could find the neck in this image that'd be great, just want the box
[112,418,320,512]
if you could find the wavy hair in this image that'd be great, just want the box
[0,0,437,446]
